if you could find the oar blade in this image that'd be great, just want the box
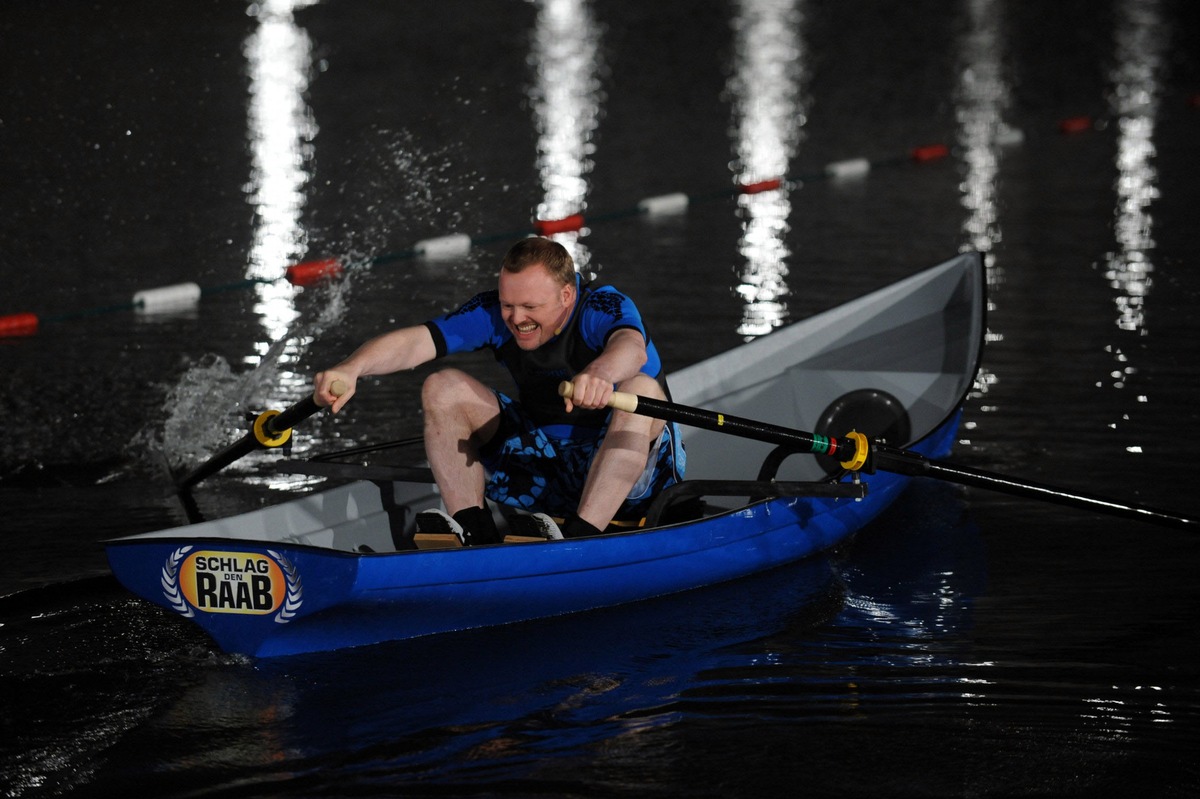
[919,458,1197,531]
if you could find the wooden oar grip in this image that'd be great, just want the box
[330,379,347,397]
[607,391,640,413]
[557,381,640,413]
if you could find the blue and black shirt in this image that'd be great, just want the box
[424,273,666,430]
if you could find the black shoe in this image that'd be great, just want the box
[508,512,564,540]
[415,509,465,545]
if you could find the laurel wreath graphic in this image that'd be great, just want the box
[161,545,195,618]
[268,549,303,624]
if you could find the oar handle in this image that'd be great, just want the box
[558,380,640,414]
[267,379,347,434]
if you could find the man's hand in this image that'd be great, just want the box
[564,328,648,412]
[562,370,615,413]
[313,370,354,414]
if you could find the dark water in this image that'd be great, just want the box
[3,0,1199,795]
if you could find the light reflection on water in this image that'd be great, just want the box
[1105,0,1163,339]
[1104,0,1165,456]
[244,0,318,348]
[954,0,1013,407]
[528,0,603,277]
[954,0,1011,264]
[728,0,806,339]
[241,0,329,477]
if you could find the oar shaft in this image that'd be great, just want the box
[269,395,321,431]
[912,457,1197,531]
[568,382,1197,532]
[620,394,835,453]
[562,382,860,462]
[866,443,1197,529]
[177,437,257,491]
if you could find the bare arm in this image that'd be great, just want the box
[313,325,438,413]
[564,327,649,412]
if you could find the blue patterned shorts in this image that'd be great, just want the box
[479,391,686,523]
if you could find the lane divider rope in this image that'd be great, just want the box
[7,100,1189,338]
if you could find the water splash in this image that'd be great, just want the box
[123,274,353,476]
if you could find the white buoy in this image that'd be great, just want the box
[638,192,690,216]
[416,233,473,259]
[133,282,202,314]
[996,124,1025,146]
[825,158,872,179]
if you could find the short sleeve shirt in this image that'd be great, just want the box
[425,275,663,379]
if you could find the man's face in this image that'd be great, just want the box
[497,263,575,350]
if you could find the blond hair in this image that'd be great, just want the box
[501,237,575,285]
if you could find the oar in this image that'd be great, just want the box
[177,380,345,491]
[559,381,1197,531]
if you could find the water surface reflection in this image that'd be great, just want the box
[529,0,604,276]
[1105,0,1163,338]
[953,0,1013,414]
[244,0,318,356]
[728,0,806,339]
[1103,0,1165,452]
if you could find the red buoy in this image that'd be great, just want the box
[286,258,343,286]
[739,178,783,194]
[0,312,39,337]
[1058,115,1093,134]
[534,214,585,236]
[910,143,950,162]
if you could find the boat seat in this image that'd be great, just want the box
[412,533,554,548]
[413,533,463,550]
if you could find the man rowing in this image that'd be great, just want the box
[312,237,685,544]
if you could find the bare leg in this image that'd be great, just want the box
[575,373,667,530]
[421,369,501,516]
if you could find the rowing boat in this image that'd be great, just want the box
[105,252,986,657]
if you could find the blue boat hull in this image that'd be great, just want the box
[105,411,960,658]
[106,253,985,657]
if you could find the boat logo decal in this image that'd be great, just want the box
[160,547,303,622]
[268,549,303,624]
[161,546,195,618]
